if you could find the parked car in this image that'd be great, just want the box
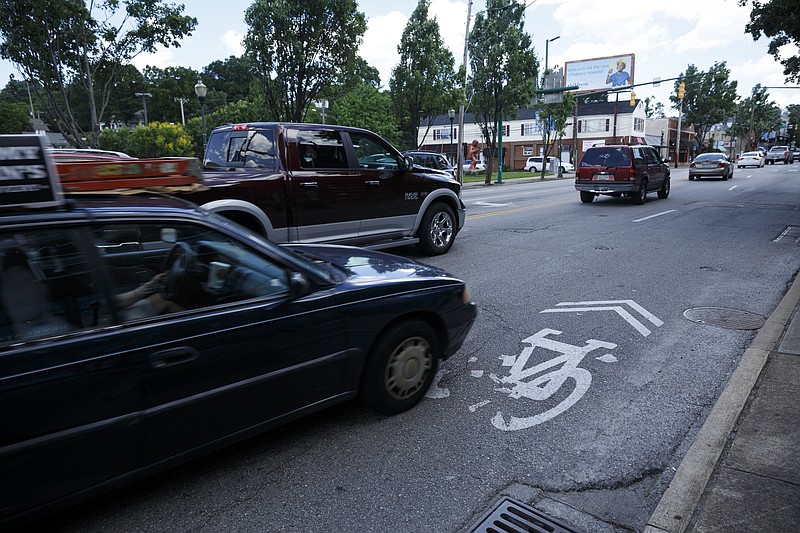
[524,156,574,173]
[765,145,794,164]
[737,151,764,168]
[402,150,455,177]
[574,144,670,204]
[794,147,800,161]
[689,153,734,180]
[0,136,478,528]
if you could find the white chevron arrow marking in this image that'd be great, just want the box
[540,300,663,337]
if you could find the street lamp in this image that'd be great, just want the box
[544,35,560,74]
[134,92,152,125]
[194,80,208,148]
[448,108,455,165]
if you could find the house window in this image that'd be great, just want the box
[582,119,608,133]
[522,123,539,136]
[634,118,645,131]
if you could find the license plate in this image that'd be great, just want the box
[595,173,611,180]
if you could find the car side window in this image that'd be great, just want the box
[0,229,108,345]
[243,131,278,169]
[350,132,400,170]
[297,129,347,169]
[632,148,646,166]
[91,222,291,324]
[644,148,660,165]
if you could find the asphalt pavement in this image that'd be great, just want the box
[464,174,800,533]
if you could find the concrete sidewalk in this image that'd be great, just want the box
[645,272,800,533]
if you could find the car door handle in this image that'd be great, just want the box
[149,347,199,369]
[298,181,318,188]
[365,180,380,186]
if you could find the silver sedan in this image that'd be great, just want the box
[689,153,734,180]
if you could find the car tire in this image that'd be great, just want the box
[559,166,565,173]
[657,176,670,199]
[417,202,455,255]
[632,180,647,204]
[360,320,439,415]
[688,175,695,181]
[580,191,595,203]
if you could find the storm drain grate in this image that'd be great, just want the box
[683,307,765,330]
[467,497,584,533]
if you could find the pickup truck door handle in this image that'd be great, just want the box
[298,181,318,188]
[365,180,380,186]
[149,347,199,369]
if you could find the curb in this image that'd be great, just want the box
[644,272,800,533]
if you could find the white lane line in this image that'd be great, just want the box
[729,185,738,191]
[633,209,677,223]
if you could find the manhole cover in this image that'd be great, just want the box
[683,307,765,330]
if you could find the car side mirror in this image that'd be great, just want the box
[664,156,672,163]
[401,155,413,171]
[289,271,310,298]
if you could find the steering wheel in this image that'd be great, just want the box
[160,242,197,304]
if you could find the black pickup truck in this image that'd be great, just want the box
[181,123,466,255]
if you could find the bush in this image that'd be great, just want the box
[99,122,194,158]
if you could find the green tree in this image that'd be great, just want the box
[787,104,800,146]
[670,62,738,151]
[389,0,457,150]
[728,85,782,150]
[140,66,203,125]
[0,0,196,147]
[0,101,30,133]
[739,0,800,82]
[331,83,400,145]
[203,56,257,105]
[469,0,537,185]
[98,127,132,153]
[244,0,367,122]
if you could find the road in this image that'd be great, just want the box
[39,164,800,533]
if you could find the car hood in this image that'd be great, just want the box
[283,244,452,281]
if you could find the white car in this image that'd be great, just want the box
[524,156,573,173]
[737,151,764,168]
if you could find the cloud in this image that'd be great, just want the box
[221,30,244,57]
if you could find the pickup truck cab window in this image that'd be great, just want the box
[204,128,277,170]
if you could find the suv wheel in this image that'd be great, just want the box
[657,176,670,199]
[580,191,595,203]
[632,180,647,205]
[417,202,455,255]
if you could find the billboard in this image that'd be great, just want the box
[564,53,635,93]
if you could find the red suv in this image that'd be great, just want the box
[575,145,670,204]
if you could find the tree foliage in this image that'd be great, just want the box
[0,101,30,133]
[728,84,783,150]
[669,62,738,151]
[244,0,367,122]
[99,121,193,157]
[739,0,800,82]
[331,83,400,145]
[0,0,197,147]
[389,0,457,150]
[469,0,537,184]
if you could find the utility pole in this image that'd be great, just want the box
[675,81,685,168]
[134,92,152,125]
[174,97,188,126]
[456,0,473,184]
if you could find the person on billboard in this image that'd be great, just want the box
[606,59,630,87]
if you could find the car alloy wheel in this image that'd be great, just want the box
[417,202,455,255]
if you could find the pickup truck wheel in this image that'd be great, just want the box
[360,320,439,414]
[580,191,595,203]
[417,203,455,255]
[657,176,670,199]
[632,180,647,204]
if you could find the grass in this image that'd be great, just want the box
[461,170,562,183]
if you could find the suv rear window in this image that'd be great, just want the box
[580,147,631,167]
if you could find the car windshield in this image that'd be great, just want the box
[580,147,631,167]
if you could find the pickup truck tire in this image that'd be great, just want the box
[580,191,595,203]
[360,320,439,414]
[417,202,456,255]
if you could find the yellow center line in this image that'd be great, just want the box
[466,199,573,219]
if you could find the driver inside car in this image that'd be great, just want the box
[115,271,182,320]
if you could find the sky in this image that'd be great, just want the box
[1,0,798,114]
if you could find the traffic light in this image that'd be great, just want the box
[630,91,636,107]
[678,82,685,99]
